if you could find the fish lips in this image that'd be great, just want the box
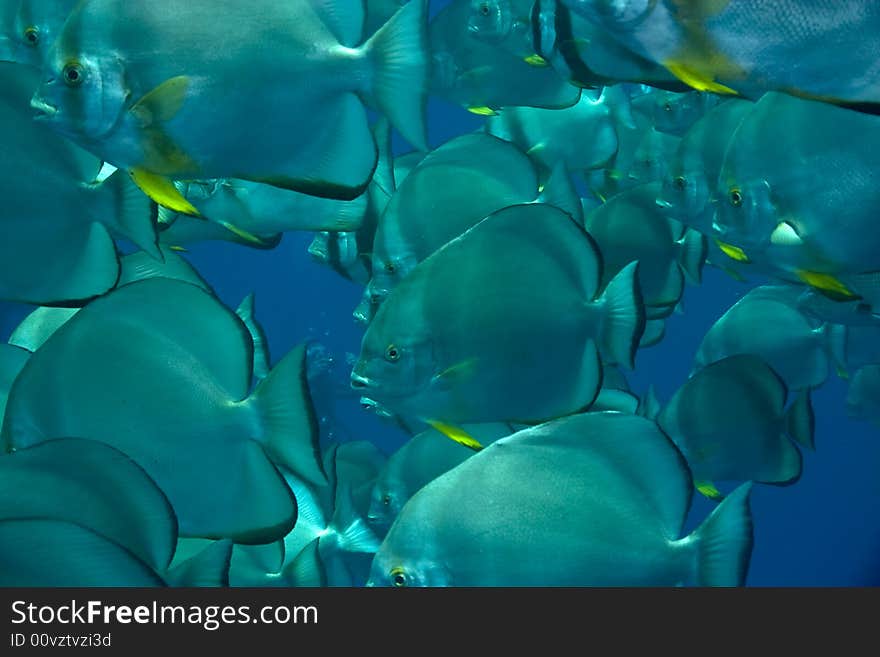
[350,371,371,388]
[30,93,58,121]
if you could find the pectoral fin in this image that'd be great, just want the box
[130,76,190,126]
[431,358,478,386]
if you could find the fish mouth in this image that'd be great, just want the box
[359,396,398,419]
[350,372,373,391]
[30,95,58,120]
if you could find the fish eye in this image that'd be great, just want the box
[673,176,687,191]
[384,344,401,362]
[62,63,85,87]
[384,261,396,274]
[663,102,673,112]
[729,188,743,207]
[390,567,408,587]
[480,2,491,16]
[23,27,39,46]
[382,494,392,506]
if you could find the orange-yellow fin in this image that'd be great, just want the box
[796,270,860,301]
[467,106,498,117]
[129,168,201,218]
[427,421,483,451]
[664,61,739,95]
[696,480,724,501]
[715,239,750,263]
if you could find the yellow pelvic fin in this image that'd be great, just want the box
[796,270,860,301]
[216,220,275,247]
[427,421,483,451]
[715,239,750,263]
[168,245,188,252]
[130,76,190,126]
[523,54,549,67]
[836,365,850,380]
[467,106,499,117]
[695,480,724,501]
[663,61,738,95]
[717,264,748,282]
[129,168,201,217]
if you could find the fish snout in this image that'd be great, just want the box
[30,92,58,121]
[350,372,372,390]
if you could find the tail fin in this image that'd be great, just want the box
[156,203,175,227]
[595,261,646,369]
[283,538,327,587]
[165,540,233,587]
[676,230,707,284]
[599,85,637,130]
[371,117,396,197]
[823,324,848,378]
[538,163,583,224]
[236,293,271,381]
[251,344,327,487]
[690,482,754,586]
[329,484,381,554]
[637,385,662,420]
[329,194,369,232]
[92,170,161,260]
[361,0,429,151]
[640,318,666,347]
[785,389,815,450]
[118,245,211,291]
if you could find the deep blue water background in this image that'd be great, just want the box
[2,0,879,585]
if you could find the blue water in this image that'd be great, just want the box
[2,44,879,589]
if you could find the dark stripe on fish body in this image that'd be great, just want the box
[530,0,543,63]
[552,1,614,89]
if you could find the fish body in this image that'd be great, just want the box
[33,0,429,202]
[659,354,814,487]
[2,279,325,542]
[353,203,645,429]
[0,63,154,304]
[562,0,880,108]
[369,412,754,586]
